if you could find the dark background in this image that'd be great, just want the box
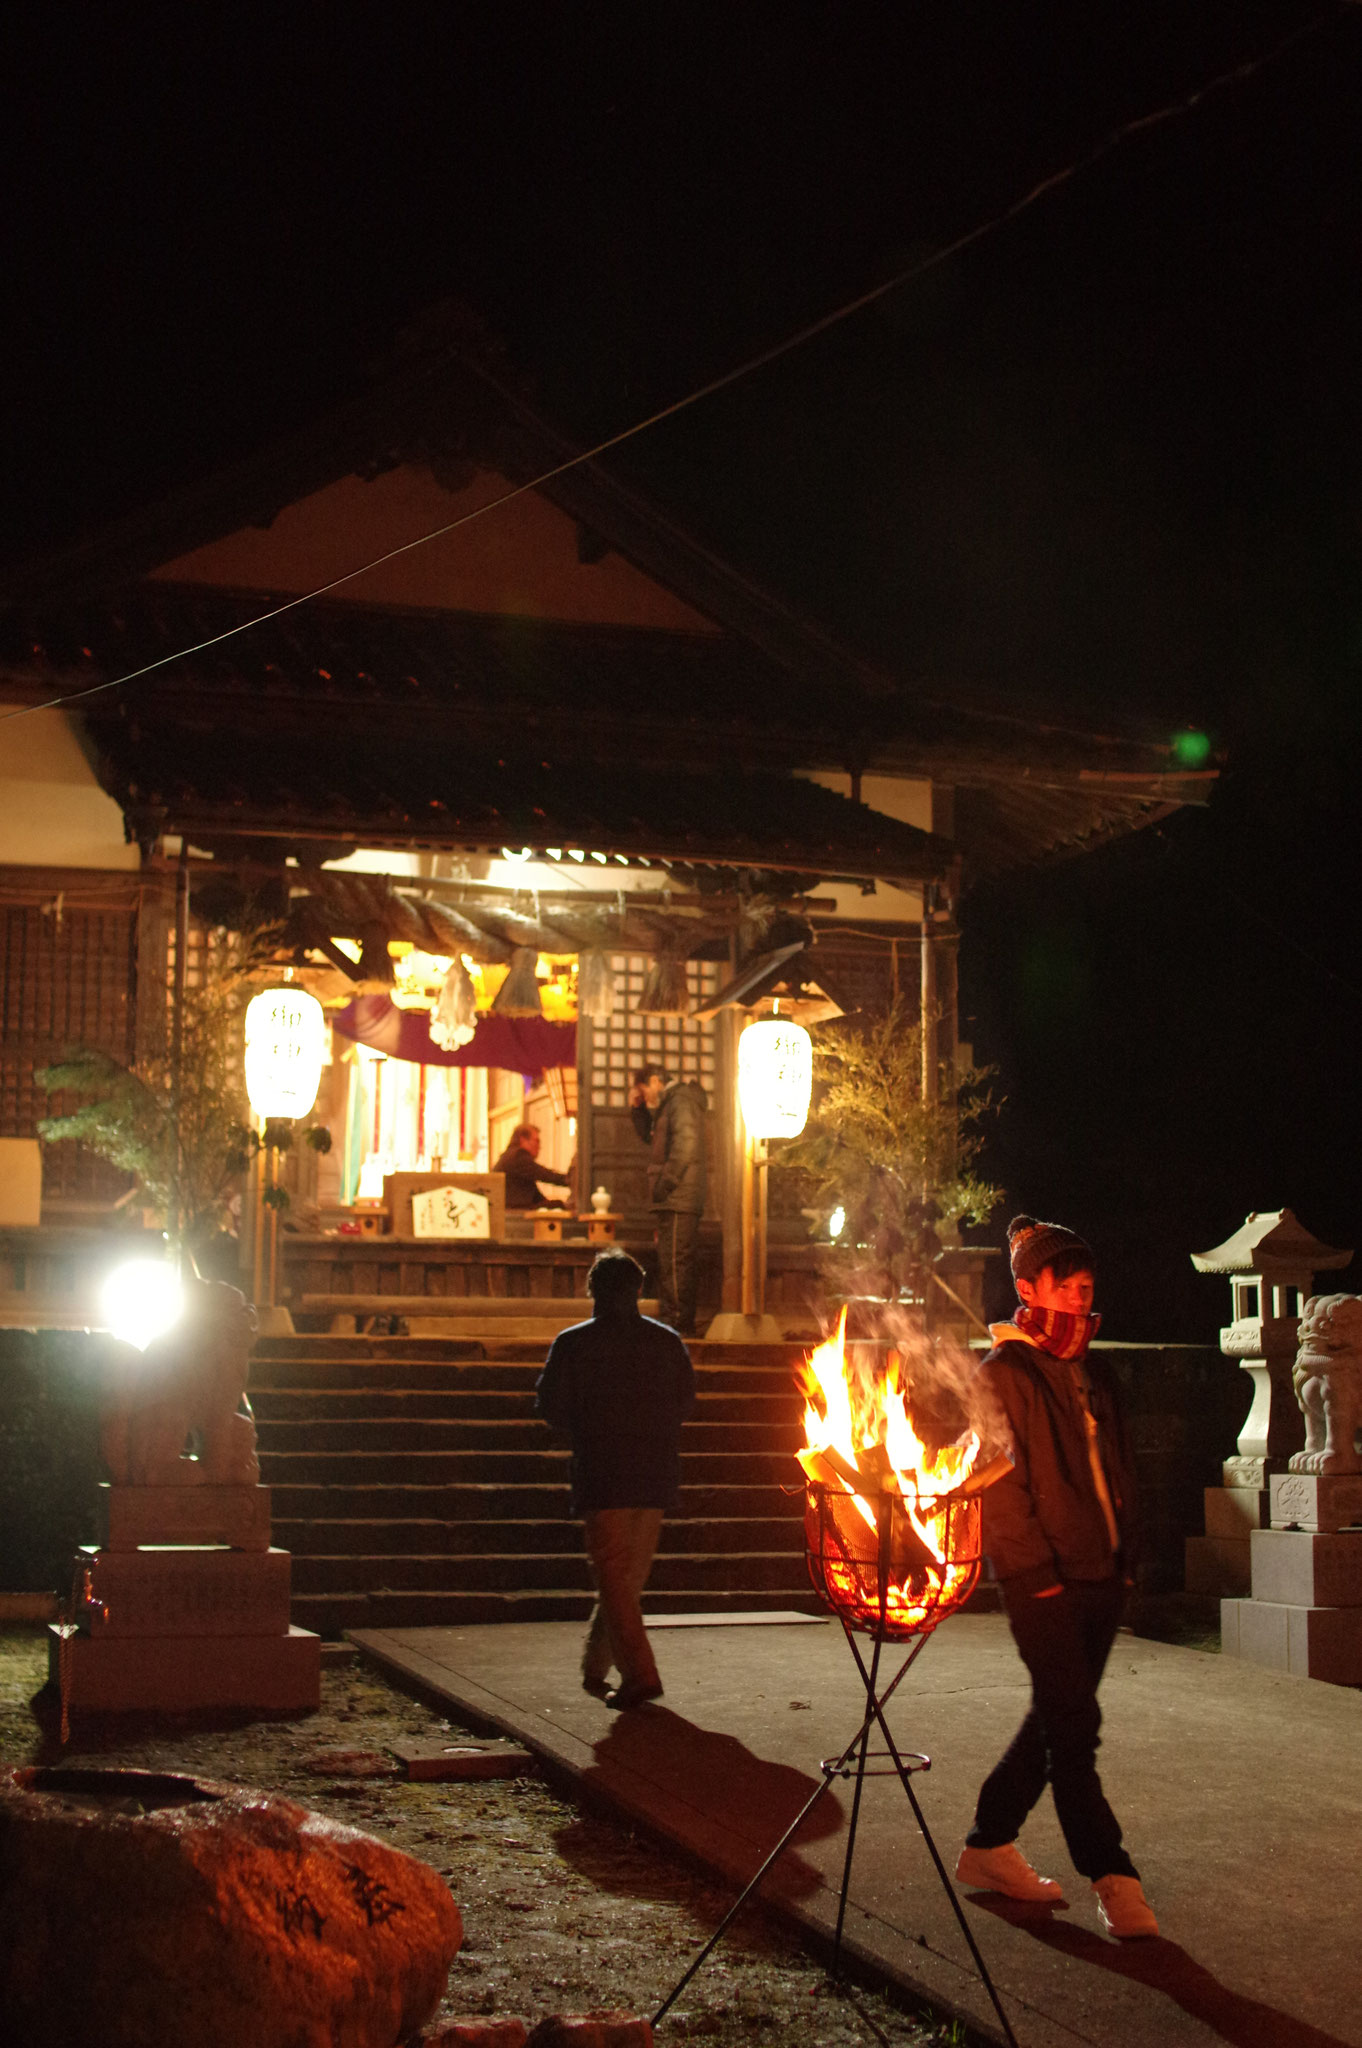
[4,4,1361,1339]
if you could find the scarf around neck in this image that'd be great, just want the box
[1011,1302,1101,1362]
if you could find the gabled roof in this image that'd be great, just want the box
[0,320,1216,880]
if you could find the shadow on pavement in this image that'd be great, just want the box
[577,1704,843,1903]
[972,1896,1355,2048]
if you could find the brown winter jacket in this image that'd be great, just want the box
[977,1334,1139,1598]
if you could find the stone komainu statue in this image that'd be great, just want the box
[1289,1293,1362,1476]
[102,1278,260,1487]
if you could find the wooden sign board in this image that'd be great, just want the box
[385,1172,506,1241]
[411,1186,492,1241]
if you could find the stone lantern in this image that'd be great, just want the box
[1187,1209,1351,1596]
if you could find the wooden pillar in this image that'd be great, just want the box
[716,1004,745,1311]
[920,882,938,1106]
[576,1013,595,1212]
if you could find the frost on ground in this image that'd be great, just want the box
[0,1629,968,2047]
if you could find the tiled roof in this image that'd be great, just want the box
[89,713,947,883]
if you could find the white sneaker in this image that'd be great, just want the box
[1093,1873,1159,1938]
[955,1842,1065,1904]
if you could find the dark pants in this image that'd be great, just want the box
[654,1209,700,1334]
[966,1576,1138,1883]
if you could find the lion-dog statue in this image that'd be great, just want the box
[102,1277,260,1487]
[1289,1293,1362,1476]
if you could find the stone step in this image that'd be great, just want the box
[249,1356,802,1395]
[254,1417,805,1455]
[291,1585,820,1634]
[258,1448,797,1486]
[290,1550,809,1595]
[252,1336,813,1370]
[271,1517,806,1557]
[269,1482,804,1522]
[250,1388,802,1424]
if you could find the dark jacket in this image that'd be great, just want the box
[535,1305,696,1512]
[978,1335,1139,1598]
[492,1140,571,1210]
[630,1079,708,1213]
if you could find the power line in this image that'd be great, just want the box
[1,8,1338,731]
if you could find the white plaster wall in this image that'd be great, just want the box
[0,706,139,869]
[795,769,936,921]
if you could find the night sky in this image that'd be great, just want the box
[4,5,1362,1338]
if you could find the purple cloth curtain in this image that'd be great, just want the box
[331,995,577,1072]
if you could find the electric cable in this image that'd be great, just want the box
[0,7,1339,731]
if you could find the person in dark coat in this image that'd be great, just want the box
[629,1066,707,1335]
[535,1248,696,1709]
[492,1123,573,1209]
[955,1215,1159,1941]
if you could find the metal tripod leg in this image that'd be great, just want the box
[842,1628,1021,2048]
[652,1626,1019,2047]
[831,1627,881,1964]
[650,1647,905,2028]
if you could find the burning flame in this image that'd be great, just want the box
[797,1309,982,1631]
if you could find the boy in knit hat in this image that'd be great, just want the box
[954,1215,1159,1939]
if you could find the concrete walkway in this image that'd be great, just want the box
[349,1611,1362,2048]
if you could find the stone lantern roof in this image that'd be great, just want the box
[1191,1209,1352,1278]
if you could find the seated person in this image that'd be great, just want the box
[493,1123,573,1209]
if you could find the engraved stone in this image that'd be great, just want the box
[74,1545,293,1637]
[0,1767,461,2048]
[1270,1470,1362,1532]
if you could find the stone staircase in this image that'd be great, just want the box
[248,1334,819,1638]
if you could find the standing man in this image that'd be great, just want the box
[492,1122,573,1210]
[629,1065,707,1335]
[955,1215,1159,1940]
[536,1249,695,1709]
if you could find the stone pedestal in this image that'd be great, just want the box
[97,1481,272,1551]
[73,1544,293,1636]
[1185,1484,1267,1596]
[1270,1470,1362,1533]
[1220,1475,1362,1686]
[47,1625,321,1712]
[58,1485,319,1716]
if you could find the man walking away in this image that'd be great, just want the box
[535,1249,695,1709]
[955,1214,1159,1941]
[629,1065,707,1335]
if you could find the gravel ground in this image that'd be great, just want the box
[0,1628,970,2047]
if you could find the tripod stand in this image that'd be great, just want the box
[651,1620,1019,2047]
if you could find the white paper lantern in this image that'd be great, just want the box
[244,987,326,1120]
[738,1019,812,1140]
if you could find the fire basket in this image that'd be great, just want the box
[654,1320,1019,2047]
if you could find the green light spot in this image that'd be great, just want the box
[1171,728,1211,768]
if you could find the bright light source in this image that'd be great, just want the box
[828,1205,846,1240]
[738,1019,813,1140]
[101,1258,184,1350]
[244,987,326,1119]
[1171,727,1212,768]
